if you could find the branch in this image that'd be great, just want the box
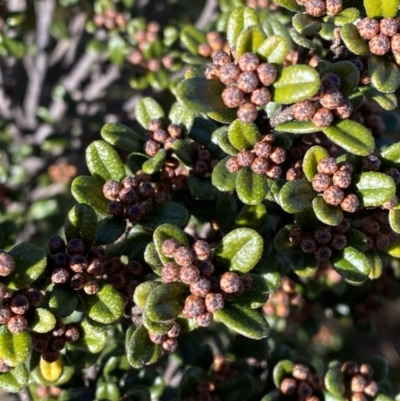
[195,0,218,30]
[83,65,120,102]
[269,105,294,127]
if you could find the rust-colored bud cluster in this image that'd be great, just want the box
[312,157,359,212]
[197,31,230,59]
[205,51,277,123]
[226,134,286,180]
[190,141,219,177]
[48,236,142,301]
[295,0,343,17]
[341,361,379,400]
[361,212,398,250]
[288,219,350,262]
[279,363,325,400]
[93,8,126,31]
[357,17,400,63]
[351,101,385,137]
[292,73,352,129]
[263,277,305,319]
[33,322,80,363]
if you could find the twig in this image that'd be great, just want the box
[18,388,32,401]
[195,0,218,30]
[83,65,121,101]
[23,0,56,130]
[269,105,294,127]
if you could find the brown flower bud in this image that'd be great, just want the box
[7,315,28,334]
[184,295,206,318]
[238,52,260,72]
[358,18,380,39]
[324,186,345,206]
[221,86,244,108]
[257,63,277,86]
[369,35,390,55]
[205,293,224,313]
[47,236,66,254]
[196,312,213,327]
[103,180,121,200]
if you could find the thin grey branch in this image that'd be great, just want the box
[195,0,218,30]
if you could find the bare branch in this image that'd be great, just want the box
[195,0,218,30]
[83,65,121,102]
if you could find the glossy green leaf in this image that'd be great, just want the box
[230,274,269,308]
[323,120,374,156]
[389,209,400,234]
[226,6,259,48]
[228,119,260,150]
[177,77,227,113]
[214,303,270,339]
[86,140,125,182]
[289,28,315,49]
[279,180,316,214]
[273,360,294,387]
[366,250,383,279]
[212,157,238,192]
[369,55,400,94]
[142,149,167,174]
[187,175,214,199]
[0,326,31,367]
[146,282,189,322]
[235,203,267,231]
[236,169,268,205]
[0,364,29,393]
[257,35,290,64]
[364,0,399,18]
[108,36,125,65]
[270,0,301,11]
[153,223,189,264]
[320,61,360,97]
[5,243,47,290]
[360,86,397,110]
[142,311,173,335]
[96,217,126,245]
[354,172,396,207]
[208,108,238,124]
[324,368,345,396]
[171,139,194,166]
[302,146,330,181]
[126,325,160,369]
[330,7,360,25]
[141,201,189,230]
[31,308,56,333]
[213,127,238,156]
[236,25,267,57]
[82,284,124,324]
[101,123,143,152]
[48,287,78,318]
[144,243,163,275]
[135,98,165,130]
[74,319,108,353]
[214,227,264,273]
[312,197,343,226]
[332,246,371,282]
[133,282,161,309]
[274,120,320,134]
[292,14,322,36]
[272,65,320,104]
[291,251,319,277]
[180,25,206,55]
[381,142,400,164]
[65,203,97,249]
[168,102,195,135]
[339,24,369,55]
[274,225,301,255]
[95,382,120,401]
[71,176,109,215]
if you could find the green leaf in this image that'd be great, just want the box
[366,250,383,279]
[332,246,371,282]
[274,120,320,134]
[228,120,260,150]
[74,319,108,353]
[127,153,150,174]
[0,364,29,393]
[339,23,369,56]
[101,123,143,152]
[31,308,56,333]
[187,175,214,199]
[279,180,316,214]
[291,251,319,277]
[71,176,109,215]
[381,142,400,164]
[360,86,398,110]
[364,0,399,18]
[312,197,343,226]
[95,382,120,401]
[289,28,315,50]
[214,227,264,273]
[389,209,400,234]
[96,217,126,245]
[212,158,238,192]
[235,204,267,231]
[153,223,189,264]
[324,368,345,396]
[146,282,189,322]
[133,282,161,309]
[273,360,294,387]
[86,140,126,182]
[65,204,97,249]
[323,120,374,156]
[177,78,227,113]
[226,6,259,48]
[214,303,270,339]
[48,287,78,318]
[320,61,360,97]
[142,149,167,174]
[0,326,31,367]
[168,102,195,135]
[213,127,239,156]
[272,65,320,104]
[302,146,330,181]
[171,139,194,166]
[256,35,290,64]
[292,14,322,36]
[142,311,173,335]
[82,284,124,324]
[144,243,163,275]
[180,25,206,55]
[236,25,267,57]
[354,172,396,207]
[135,98,165,130]
[209,108,238,124]
[108,36,125,65]
[329,7,360,25]
[236,169,268,205]
[229,274,269,309]
[5,243,47,290]
[141,202,189,229]
[274,225,301,255]
[369,55,400,94]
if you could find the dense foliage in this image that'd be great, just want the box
[2,0,400,400]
